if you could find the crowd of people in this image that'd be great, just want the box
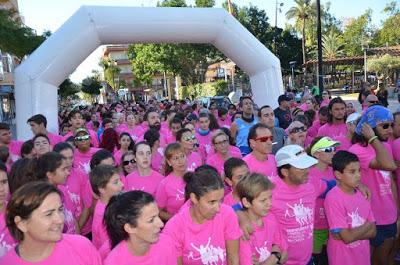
[0,85,399,265]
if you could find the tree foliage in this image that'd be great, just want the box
[322,28,344,59]
[373,2,400,46]
[59,78,80,98]
[195,0,215,7]
[342,9,373,56]
[179,80,227,99]
[81,76,101,95]
[99,58,121,91]
[0,9,48,59]
[368,54,400,82]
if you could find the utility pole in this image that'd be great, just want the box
[274,0,283,54]
[316,0,324,93]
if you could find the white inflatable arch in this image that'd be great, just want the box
[14,6,283,140]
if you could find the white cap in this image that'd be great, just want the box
[346,112,361,124]
[276,145,317,169]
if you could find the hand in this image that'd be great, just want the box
[357,183,371,201]
[331,233,342,240]
[361,123,375,141]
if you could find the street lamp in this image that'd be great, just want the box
[274,1,284,54]
[289,61,297,89]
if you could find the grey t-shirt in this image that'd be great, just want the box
[272,127,286,154]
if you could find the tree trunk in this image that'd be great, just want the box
[302,17,306,65]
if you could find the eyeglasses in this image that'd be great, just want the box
[214,139,229,145]
[381,123,394,130]
[317,146,336,153]
[368,101,379,104]
[170,154,186,162]
[255,135,274,142]
[75,135,90,141]
[122,159,135,166]
[183,135,196,141]
[289,126,307,134]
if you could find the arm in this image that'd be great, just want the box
[236,210,254,240]
[226,239,240,265]
[337,222,376,244]
[158,208,172,222]
[177,257,183,265]
[230,122,238,145]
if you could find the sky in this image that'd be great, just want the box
[17,0,396,83]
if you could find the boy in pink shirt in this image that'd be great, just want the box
[90,165,124,249]
[243,124,278,179]
[27,114,63,146]
[236,173,288,265]
[62,110,99,147]
[325,151,376,265]
[223,157,249,207]
[0,123,23,163]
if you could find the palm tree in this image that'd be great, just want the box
[286,0,313,65]
[322,29,344,59]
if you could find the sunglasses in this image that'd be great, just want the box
[381,123,393,130]
[317,146,336,153]
[183,135,196,141]
[290,126,307,134]
[368,101,379,104]
[255,135,274,142]
[75,135,90,141]
[122,159,135,166]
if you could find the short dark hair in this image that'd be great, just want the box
[68,109,82,121]
[132,141,151,156]
[224,157,248,180]
[102,118,112,128]
[258,105,272,117]
[104,190,155,249]
[144,108,158,122]
[217,107,228,117]
[27,114,47,127]
[0,123,10,131]
[239,96,253,107]
[20,140,34,158]
[332,150,359,173]
[6,181,62,241]
[8,158,37,194]
[318,106,329,116]
[247,123,270,149]
[183,167,223,201]
[0,146,9,163]
[143,129,160,149]
[89,164,119,196]
[35,152,64,181]
[176,128,192,142]
[90,149,114,170]
[53,142,74,153]
[32,133,50,144]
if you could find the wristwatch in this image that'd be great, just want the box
[271,251,282,265]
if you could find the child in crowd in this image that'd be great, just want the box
[0,162,15,257]
[324,151,376,265]
[90,165,124,249]
[236,173,288,265]
[223,157,249,208]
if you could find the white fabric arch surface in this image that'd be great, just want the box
[14,6,283,139]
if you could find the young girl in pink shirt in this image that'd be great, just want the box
[163,167,242,265]
[155,143,188,221]
[177,128,203,172]
[120,151,136,177]
[90,165,124,249]
[325,151,376,265]
[143,129,164,173]
[2,181,101,264]
[32,134,51,157]
[35,152,79,235]
[0,162,16,257]
[236,173,288,265]
[125,142,163,196]
[113,133,134,166]
[103,190,177,264]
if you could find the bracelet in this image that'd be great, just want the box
[368,136,378,144]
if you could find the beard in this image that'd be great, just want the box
[149,123,161,131]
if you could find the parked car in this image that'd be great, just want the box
[199,96,232,109]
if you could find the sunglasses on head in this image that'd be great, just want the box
[122,159,135,166]
[381,123,393,129]
[368,101,379,104]
[290,126,306,134]
[183,135,196,141]
[75,135,90,141]
[317,146,336,153]
[255,135,274,142]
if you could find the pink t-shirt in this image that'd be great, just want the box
[206,152,242,176]
[104,234,177,265]
[58,185,77,234]
[223,191,240,207]
[47,132,63,147]
[151,147,164,174]
[324,186,375,265]
[163,203,242,265]
[63,129,99,148]
[349,143,397,225]
[334,135,352,151]
[0,234,101,265]
[218,118,231,129]
[195,132,213,160]
[118,126,144,143]
[125,170,164,196]
[113,149,123,166]
[155,173,186,215]
[243,153,278,179]
[317,123,348,142]
[269,177,326,265]
[308,166,335,230]
[73,148,100,175]
[92,200,108,249]
[0,211,16,258]
[186,152,203,172]
[63,168,86,221]
[307,120,322,138]
[240,214,287,265]
[392,138,400,199]
[9,140,23,162]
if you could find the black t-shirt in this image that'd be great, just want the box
[274,107,292,129]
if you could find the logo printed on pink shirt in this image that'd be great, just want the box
[0,233,15,257]
[176,189,184,201]
[379,170,391,183]
[285,199,313,227]
[255,241,270,263]
[188,237,226,265]
[80,162,91,174]
[348,208,365,228]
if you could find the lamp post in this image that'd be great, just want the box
[316,0,324,93]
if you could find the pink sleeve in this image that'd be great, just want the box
[239,240,252,265]
[162,217,184,257]
[324,194,347,230]
[223,205,242,240]
[309,177,328,198]
[349,145,374,170]
[272,222,287,251]
[392,140,400,161]
[155,179,167,209]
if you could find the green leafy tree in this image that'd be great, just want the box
[373,2,400,46]
[157,0,187,7]
[0,9,49,59]
[368,54,400,86]
[322,28,344,59]
[81,76,101,102]
[342,9,373,56]
[286,0,313,64]
[59,78,80,98]
[195,0,215,7]
[99,58,121,91]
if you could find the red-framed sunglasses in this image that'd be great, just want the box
[255,135,274,142]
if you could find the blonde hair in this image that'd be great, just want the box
[211,129,228,145]
[163,143,185,176]
[236,173,274,206]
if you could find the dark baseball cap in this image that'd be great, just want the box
[278,94,291,104]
